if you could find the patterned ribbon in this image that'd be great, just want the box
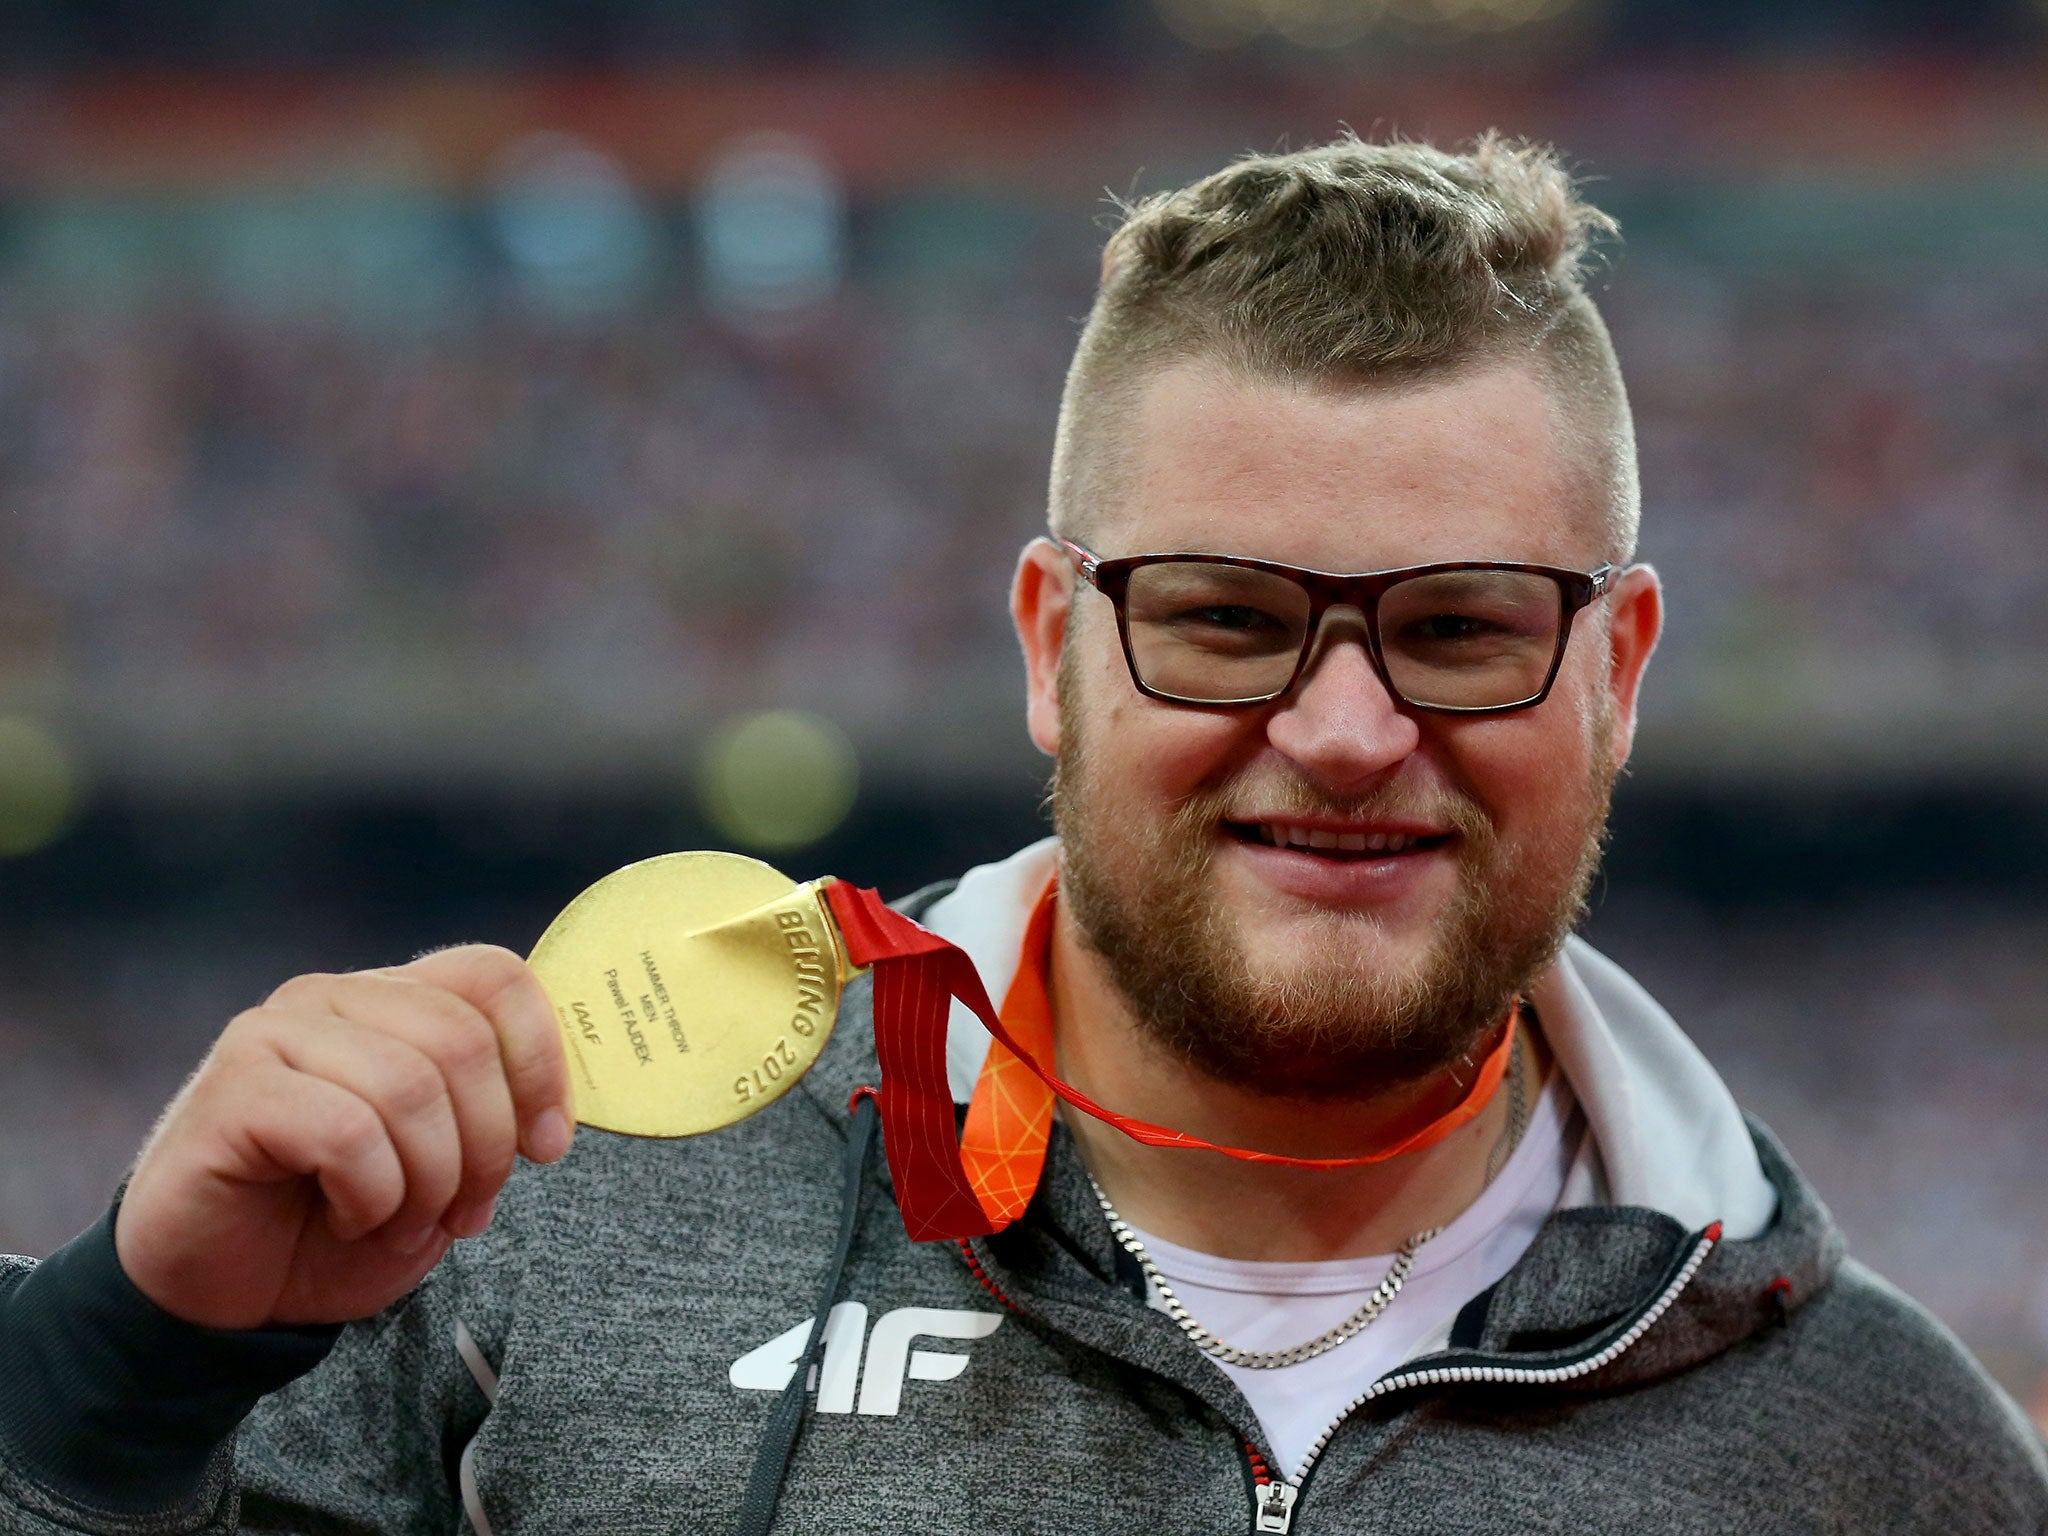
[821,879,1514,1244]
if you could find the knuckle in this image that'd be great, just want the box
[408,945,543,1024]
[463,941,530,977]
[218,1006,272,1047]
[395,986,499,1076]
[214,1008,293,1067]
[404,981,473,1032]
[381,1055,454,1122]
[328,1100,389,1164]
[430,942,525,984]
[266,971,338,1007]
[466,946,543,1010]
[437,1007,503,1077]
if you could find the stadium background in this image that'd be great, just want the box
[1,0,2045,1425]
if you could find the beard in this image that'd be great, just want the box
[1053,691,1616,1101]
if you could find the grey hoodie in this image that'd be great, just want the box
[2,862,2045,1535]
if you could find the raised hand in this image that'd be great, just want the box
[114,945,574,1330]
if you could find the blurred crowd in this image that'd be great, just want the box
[1610,264,2048,753]
[1593,893,2048,1422]
[0,227,2044,782]
[0,268,1070,760]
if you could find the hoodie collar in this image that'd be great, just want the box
[918,836,1778,1243]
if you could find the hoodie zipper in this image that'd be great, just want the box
[1245,1222,1722,1534]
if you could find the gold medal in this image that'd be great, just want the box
[528,851,862,1137]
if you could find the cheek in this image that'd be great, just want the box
[1104,697,1243,800]
[1079,692,1258,817]
[1452,624,1618,810]
[1446,715,1597,844]
[1067,621,1242,793]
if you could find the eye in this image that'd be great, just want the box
[1404,611,1503,643]
[1123,562,1311,657]
[1175,604,1286,632]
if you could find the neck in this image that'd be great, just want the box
[1048,904,1535,1261]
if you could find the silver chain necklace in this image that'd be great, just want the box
[1092,1026,1528,1371]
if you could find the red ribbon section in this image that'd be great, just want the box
[821,880,1513,1244]
[824,880,1002,1240]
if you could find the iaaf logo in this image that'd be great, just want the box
[728,1303,1004,1417]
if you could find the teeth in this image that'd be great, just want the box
[1253,822,1429,854]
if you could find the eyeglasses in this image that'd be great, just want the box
[1059,538,1616,715]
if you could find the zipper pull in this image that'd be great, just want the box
[1253,1480,1298,1533]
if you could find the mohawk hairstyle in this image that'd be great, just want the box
[1049,132,1638,558]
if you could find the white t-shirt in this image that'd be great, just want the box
[1125,1067,1584,1478]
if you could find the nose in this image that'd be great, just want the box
[1261,608,1421,794]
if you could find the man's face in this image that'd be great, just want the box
[1015,358,1662,1094]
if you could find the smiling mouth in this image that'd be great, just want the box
[1222,820,1456,861]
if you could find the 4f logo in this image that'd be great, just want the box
[728,1303,1004,1416]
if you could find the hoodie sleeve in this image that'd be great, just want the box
[0,1206,337,1532]
[0,1206,501,1535]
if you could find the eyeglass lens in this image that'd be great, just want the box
[1121,561,1568,708]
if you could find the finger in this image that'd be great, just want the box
[225,1056,410,1243]
[311,972,520,1236]
[392,945,574,1163]
[267,1019,465,1249]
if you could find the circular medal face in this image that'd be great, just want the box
[528,851,849,1137]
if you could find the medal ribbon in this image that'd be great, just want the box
[821,879,1514,1243]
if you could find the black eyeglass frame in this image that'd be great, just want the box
[1058,537,1618,716]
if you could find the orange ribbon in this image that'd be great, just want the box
[823,878,1515,1243]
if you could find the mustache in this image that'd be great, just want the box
[1177,776,1494,842]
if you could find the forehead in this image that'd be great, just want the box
[1104,358,1602,571]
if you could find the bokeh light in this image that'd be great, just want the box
[697,710,860,853]
[490,132,653,312]
[0,717,77,858]
[695,133,845,325]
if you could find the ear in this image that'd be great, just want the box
[1601,564,1663,770]
[1012,538,1075,758]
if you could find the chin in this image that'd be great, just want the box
[1240,916,1440,998]
[1224,870,1446,966]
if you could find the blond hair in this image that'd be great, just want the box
[1049,132,1638,559]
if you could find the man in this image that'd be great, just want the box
[3,134,2044,1535]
